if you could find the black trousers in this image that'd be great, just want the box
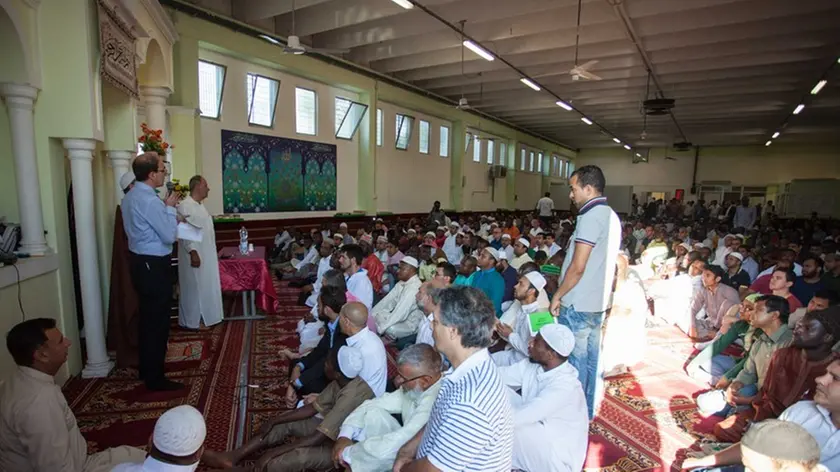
[128,252,173,385]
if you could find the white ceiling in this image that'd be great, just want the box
[183,0,840,149]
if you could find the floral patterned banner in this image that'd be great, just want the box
[221,129,337,213]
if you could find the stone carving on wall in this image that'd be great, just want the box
[97,0,139,98]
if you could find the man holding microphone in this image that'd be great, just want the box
[122,152,184,391]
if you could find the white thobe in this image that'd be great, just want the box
[338,378,444,472]
[177,196,223,329]
[442,235,463,265]
[511,253,533,270]
[548,242,562,257]
[347,269,374,311]
[416,312,435,347]
[292,245,318,269]
[375,250,389,266]
[347,327,388,397]
[501,244,515,262]
[492,301,540,367]
[371,275,424,339]
[305,255,333,308]
[500,360,589,472]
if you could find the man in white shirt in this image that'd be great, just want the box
[339,302,388,397]
[304,238,336,308]
[371,257,424,341]
[339,244,374,310]
[499,324,588,472]
[333,344,445,472]
[500,233,515,262]
[536,192,555,228]
[374,236,389,266]
[492,272,547,367]
[511,238,534,270]
[414,280,448,348]
[546,232,562,258]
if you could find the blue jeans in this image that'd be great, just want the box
[687,354,736,386]
[558,305,605,419]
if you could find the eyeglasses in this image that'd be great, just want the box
[395,373,429,384]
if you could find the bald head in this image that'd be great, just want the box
[341,302,369,331]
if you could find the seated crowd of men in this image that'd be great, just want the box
[2,196,840,472]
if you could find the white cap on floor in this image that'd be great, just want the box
[338,346,364,378]
[152,405,206,457]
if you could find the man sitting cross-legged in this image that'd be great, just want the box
[499,324,589,472]
[332,344,445,471]
[491,272,548,367]
[212,346,373,471]
[371,256,425,346]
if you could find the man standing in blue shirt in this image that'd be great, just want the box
[470,248,505,317]
[549,165,621,419]
[121,152,183,391]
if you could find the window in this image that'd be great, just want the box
[500,142,507,167]
[198,60,226,119]
[246,74,279,127]
[520,148,526,170]
[335,97,368,140]
[419,120,430,154]
[529,151,535,172]
[566,161,575,178]
[487,140,494,164]
[376,108,383,146]
[465,132,472,151]
[473,135,481,162]
[295,88,317,135]
[395,114,414,150]
[552,156,558,176]
[439,126,450,157]
[537,152,544,173]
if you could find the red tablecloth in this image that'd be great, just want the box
[218,246,278,314]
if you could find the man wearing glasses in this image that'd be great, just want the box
[121,152,184,391]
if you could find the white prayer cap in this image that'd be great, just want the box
[401,256,419,268]
[539,324,574,357]
[723,233,735,240]
[437,226,447,231]
[678,242,691,251]
[425,231,436,238]
[407,228,417,234]
[741,419,820,464]
[524,272,547,291]
[490,222,499,228]
[337,346,363,379]
[727,252,744,262]
[450,221,461,228]
[333,233,343,240]
[498,250,508,261]
[501,233,512,240]
[456,231,465,237]
[339,222,348,228]
[322,237,335,247]
[734,233,745,240]
[152,405,206,457]
[377,235,388,244]
[483,247,500,261]
[517,238,531,248]
[693,242,704,249]
[119,171,135,191]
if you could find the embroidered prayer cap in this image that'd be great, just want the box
[540,324,574,357]
[119,171,135,191]
[524,272,547,291]
[740,419,820,464]
[401,256,419,268]
[727,252,744,262]
[541,264,562,276]
[152,405,206,457]
[517,238,531,248]
[483,247,500,261]
[338,346,364,378]
[501,233,512,240]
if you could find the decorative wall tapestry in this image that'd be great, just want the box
[221,129,337,213]
[97,0,139,98]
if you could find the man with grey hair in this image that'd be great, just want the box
[176,175,223,330]
[393,286,514,472]
[414,279,448,349]
[332,344,444,471]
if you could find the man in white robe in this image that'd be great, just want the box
[371,257,424,340]
[176,175,223,329]
[492,272,546,367]
[499,324,589,472]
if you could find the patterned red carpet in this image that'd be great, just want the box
[65,285,720,471]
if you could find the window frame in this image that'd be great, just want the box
[439,125,450,158]
[395,113,415,151]
[245,73,280,128]
[334,96,368,141]
[198,60,227,120]
[418,119,430,154]
[294,86,318,136]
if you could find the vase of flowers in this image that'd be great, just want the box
[138,123,173,156]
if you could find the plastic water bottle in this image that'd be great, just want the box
[239,226,248,255]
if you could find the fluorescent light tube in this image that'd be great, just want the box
[520,78,541,91]
[463,40,495,61]
[811,80,827,95]
[556,100,573,111]
[793,104,805,115]
[765,140,772,147]
[623,144,631,150]
[580,117,593,125]
[258,34,282,45]
[635,153,642,157]
[391,0,414,8]
[612,137,621,144]
[772,132,780,139]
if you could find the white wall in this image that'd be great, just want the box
[576,144,840,201]
[512,142,549,210]
[198,49,360,218]
[463,130,509,211]
[375,101,451,213]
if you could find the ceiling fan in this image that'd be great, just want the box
[280,0,349,55]
[565,0,601,81]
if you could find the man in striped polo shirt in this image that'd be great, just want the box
[393,285,513,472]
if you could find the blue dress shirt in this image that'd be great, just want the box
[121,181,177,256]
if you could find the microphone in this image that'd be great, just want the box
[166,181,174,197]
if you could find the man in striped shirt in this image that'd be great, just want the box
[393,285,514,472]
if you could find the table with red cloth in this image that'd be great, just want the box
[218,246,278,315]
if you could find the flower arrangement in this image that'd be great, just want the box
[138,123,173,156]
[170,178,190,199]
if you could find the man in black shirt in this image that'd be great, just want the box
[722,252,751,291]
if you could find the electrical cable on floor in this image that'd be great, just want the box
[13,263,25,323]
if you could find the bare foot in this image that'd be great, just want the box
[201,449,235,469]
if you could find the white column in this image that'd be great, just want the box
[108,150,134,205]
[63,138,114,378]
[140,86,170,137]
[0,83,49,255]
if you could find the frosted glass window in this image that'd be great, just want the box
[500,142,507,167]
[439,126,450,157]
[473,135,481,162]
[487,140,494,164]
[396,114,414,150]
[419,120,430,154]
[529,151,535,172]
[295,87,317,135]
[376,108,383,146]
[198,60,225,119]
[335,97,368,140]
[520,148,526,170]
[246,73,279,127]
[537,152,544,173]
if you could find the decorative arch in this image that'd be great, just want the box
[136,38,168,88]
[0,0,32,84]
